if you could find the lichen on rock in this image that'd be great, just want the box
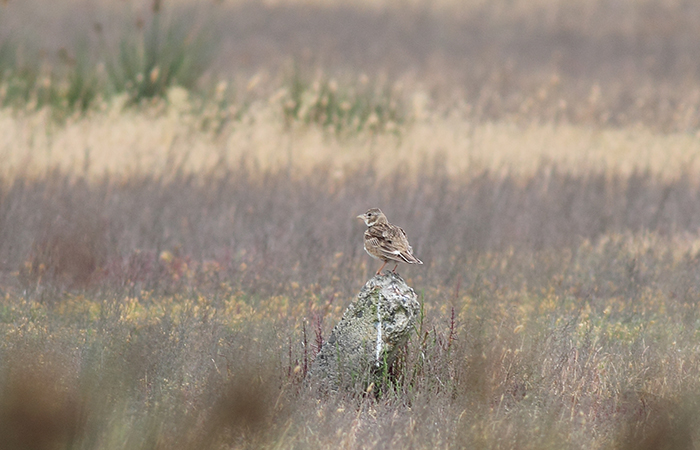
[307,272,420,393]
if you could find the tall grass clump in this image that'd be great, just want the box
[0,1,222,120]
[105,0,217,105]
[0,1,219,115]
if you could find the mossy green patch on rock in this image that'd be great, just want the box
[307,272,420,393]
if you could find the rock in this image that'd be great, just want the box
[307,272,420,393]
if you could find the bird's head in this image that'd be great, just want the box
[357,208,387,226]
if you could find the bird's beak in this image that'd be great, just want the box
[356,214,365,220]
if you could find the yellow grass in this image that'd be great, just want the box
[3,97,700,182]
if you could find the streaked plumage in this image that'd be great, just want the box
[357,208,423,275]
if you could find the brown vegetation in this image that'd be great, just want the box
[2,158,700,448]
[2,0,700,449]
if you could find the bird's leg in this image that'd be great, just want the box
[376,260,388,275]
[391,263,398,273]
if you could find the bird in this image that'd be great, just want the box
[357,208,423,275]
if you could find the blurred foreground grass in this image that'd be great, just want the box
[2,232,700,448]
[2,160,700,448]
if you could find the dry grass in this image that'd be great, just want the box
[3,160,700,449]
[3,106,700,181]
[2,0,700,449]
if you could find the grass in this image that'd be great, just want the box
[4,0,700,132]
[280,67,405,134]
[0,1,217,118]
[103,1,216,105]
[3,164,700,449]
[0,1,405,132]
[2,0,700,449]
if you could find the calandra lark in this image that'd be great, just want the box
[357,208,423,275]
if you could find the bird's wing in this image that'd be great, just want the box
[394,226,414,254]
[369,224,421,263]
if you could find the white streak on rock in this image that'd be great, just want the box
[376,304,383,366]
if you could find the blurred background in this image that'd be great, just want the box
[3,0,700,129]
[2,1,700,449]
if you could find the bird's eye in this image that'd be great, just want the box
[367,212,373,216]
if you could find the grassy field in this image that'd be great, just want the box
[2,0,700,449]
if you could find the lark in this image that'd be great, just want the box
[357,208,423,275]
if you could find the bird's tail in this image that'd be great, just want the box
[400,252,423,265]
